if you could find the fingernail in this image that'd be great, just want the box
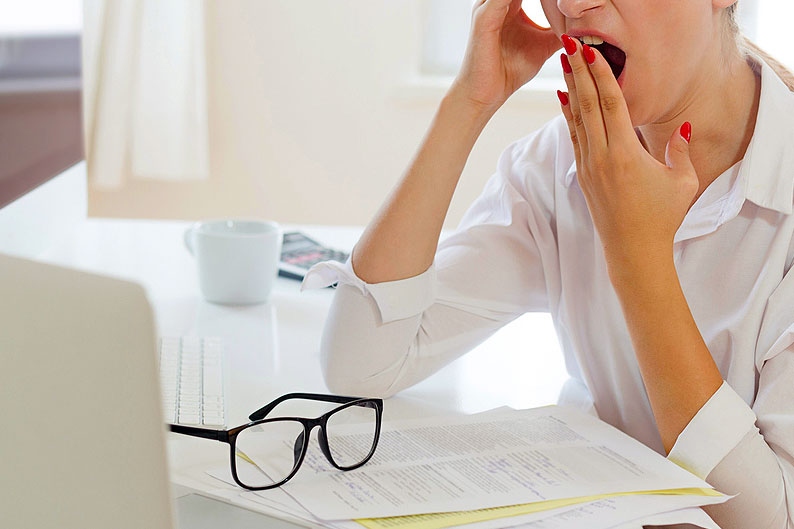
[561,34,577,55]
[557,90,569,106]
[583,44,596,65]
[561,53,572,74]
[680,122,692,143]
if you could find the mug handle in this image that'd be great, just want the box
[184,227,195,256]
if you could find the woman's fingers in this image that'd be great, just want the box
[473,0,511,19]
[560,53,588,164]
[471,0,512,33]
[506,0,525,17]
[558,90,585,188]
[560,41,587,164]
[561,35,606,157]
[584,46,635,146]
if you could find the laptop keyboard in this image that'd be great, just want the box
[159,337,226,428]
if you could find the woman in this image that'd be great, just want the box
[302,1,794,527]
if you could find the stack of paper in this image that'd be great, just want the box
[207,406,729,529]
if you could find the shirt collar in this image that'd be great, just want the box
[562,51,794,216]
[739,51,794,215]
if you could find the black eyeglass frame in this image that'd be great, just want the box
[169,392,384,491]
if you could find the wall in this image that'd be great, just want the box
[87,0,562,229]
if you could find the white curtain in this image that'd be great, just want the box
[83,0,209,188]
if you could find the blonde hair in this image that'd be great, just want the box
[726,3,794,91]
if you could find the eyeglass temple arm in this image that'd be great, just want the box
[169,423,229,442]
[248,392,369,421]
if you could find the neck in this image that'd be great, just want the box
[637,47,761,202]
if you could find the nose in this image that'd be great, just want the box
[556,0,604,18]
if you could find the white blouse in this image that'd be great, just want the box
[302,53,794,529]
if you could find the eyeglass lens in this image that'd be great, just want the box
[233,402,379,489]
[325,402,379,468]
[234,419,305,488]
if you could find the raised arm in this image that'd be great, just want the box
[302,0,563,398]
[352,0,560,284]
[308,112,570,397]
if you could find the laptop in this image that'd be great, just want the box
[0,254,309,529]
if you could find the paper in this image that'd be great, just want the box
[433,496,723,529]
[606,506,719,529]
[454,498,720,529]
[206,466,360,529]
[209,464,726,529]
[354,489,726,529]
[261,406,715,519]
[207,465,730,529]
[208,463,726,529]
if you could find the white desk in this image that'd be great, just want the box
[41,218,567,494]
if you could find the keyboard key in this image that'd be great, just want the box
[159,337,225,428]
[178,414,200,425]
[203,417,224,427]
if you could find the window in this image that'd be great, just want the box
[422,1,793,88]
[422,0,553,79]
[0,0,82,89]
[752,1,794,70]
[0,0,83,207]
[0,0,81,35]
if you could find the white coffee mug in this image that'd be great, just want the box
[184,219,283,305]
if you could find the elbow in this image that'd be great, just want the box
[321,356,362,396]
[320,322,407,398]
[318,314,400,398]
[318,283,415,398]
[321,351,401,399]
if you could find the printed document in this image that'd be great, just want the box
[210,465,724,529]
[255,406,715,519]
[357,493,725,529]
[354,490,727,529]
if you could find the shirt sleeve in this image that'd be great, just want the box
[301,119,566,398]
[300,256,438,324]
[667,266,794,529]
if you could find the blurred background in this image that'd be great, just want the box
[1,0,790,228]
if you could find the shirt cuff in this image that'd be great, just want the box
[667,381,758,480]
[301,258,437,324]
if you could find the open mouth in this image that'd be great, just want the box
[577,38,626,81]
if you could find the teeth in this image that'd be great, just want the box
[580,35,605,46]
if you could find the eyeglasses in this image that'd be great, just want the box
[169,392,384,490]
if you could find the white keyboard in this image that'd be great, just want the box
[159,337,226,428]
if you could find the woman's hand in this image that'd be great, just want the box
[451,0,561,115]
[557,36,699,281]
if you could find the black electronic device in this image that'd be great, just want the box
[279,231,348,281]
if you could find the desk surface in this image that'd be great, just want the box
[41,218,567,492]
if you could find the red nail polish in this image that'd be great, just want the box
[561,53,572,74]
[557,90,569,106]
[583,44,596,65]
[680,122,692,143]
[561,34,577,55]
